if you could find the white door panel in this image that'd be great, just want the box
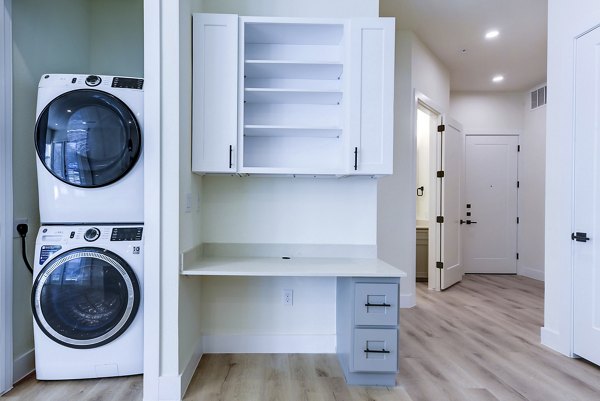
[464,135,518,274]
[438,118,464,290]
[573,26,600,366]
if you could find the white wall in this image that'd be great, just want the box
[450,91,524,133]
[520,85,546,281]
[201,0,378,18]
[378,30,450,306]
[543,0,600,357]
[415,109,430,221]
[89,0,144,77]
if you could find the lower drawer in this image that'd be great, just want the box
[352,328,397,372]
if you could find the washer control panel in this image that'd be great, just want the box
[85,75,102,87]
[111,227,143,241]
[84,227,101,242]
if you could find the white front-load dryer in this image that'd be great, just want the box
[32,224,143,380]
[35,74,144,224]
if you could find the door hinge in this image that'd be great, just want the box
[518,145,521,152]
[437,170,445,178]
[436,261,444,269]
[517,217,520,224]
[516,253,519,260]
[437,124,445,133]
[436,216,444,223]
[517,181,520,188]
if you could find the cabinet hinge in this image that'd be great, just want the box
[436,261,444,269]
[517,181,520,188]
[436,216,444,223]
[518,145,521,152]
[437,124,445,133]
[437,170,445,178]
[516,253,519,260]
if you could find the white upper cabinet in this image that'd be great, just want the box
[192,14,238,173]
[192,14,394,176]
[348,18,395,175]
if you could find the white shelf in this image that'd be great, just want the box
[244,88,342,104]
[181,256,407,278]
[244,125,342,138]
[244,60,343,80]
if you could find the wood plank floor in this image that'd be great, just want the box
[4,275,600,400]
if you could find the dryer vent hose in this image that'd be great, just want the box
[17,224,33,274]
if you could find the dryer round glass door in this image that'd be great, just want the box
[35,89,142,188]
[31,247,140,349]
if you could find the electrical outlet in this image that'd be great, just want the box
[13,218,29,238]
[283,289,293,306]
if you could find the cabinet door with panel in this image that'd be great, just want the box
[192,13,238,173]
[348,18,395,175]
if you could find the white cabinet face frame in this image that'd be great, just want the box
[238,16,350,175]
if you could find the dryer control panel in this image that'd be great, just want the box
[111,227,143,241]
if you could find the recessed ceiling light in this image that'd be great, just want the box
[492,75,504,83]
[485,30,500,39]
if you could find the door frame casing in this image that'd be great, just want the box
[0,0,13,394]
[413,91,443,291]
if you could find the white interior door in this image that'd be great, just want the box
[437,117,464,290]
[463,135,518,274]
[0,0,13,394]
[573,25,600,366]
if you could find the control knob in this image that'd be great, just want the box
[85,75,102,87]
[84,227,101,242]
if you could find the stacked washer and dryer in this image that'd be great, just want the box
[32,74,144,380]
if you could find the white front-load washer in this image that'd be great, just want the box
[32,224,143,380]
[35,74,144,224]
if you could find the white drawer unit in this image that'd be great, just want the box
[337,277,400,386]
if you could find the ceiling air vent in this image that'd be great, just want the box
[531,85,547,109]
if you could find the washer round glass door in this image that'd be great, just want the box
[31,247,140,349]
[35,89,141,188]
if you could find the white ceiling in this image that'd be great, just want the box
[380,0,548,92]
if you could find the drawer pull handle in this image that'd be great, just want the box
[364,348,391,354]
[365,303,391,307]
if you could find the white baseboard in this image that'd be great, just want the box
[400,292,416,308]
[181,337,203,399]
[519,265,544,281]
[202,334,336,354]
[541,327,571,357]
[158,338,203,401]
[13,349,34,383]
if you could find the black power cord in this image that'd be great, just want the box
[17,224,33,274]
